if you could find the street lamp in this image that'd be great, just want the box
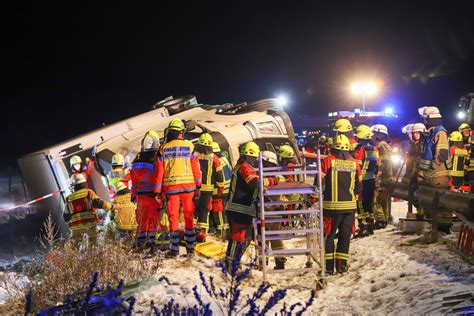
[350,81,378,112]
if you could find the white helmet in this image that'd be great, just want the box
[418,106,442,119]
[261,151,278,166]
[72,173,87,185]
[402,124,414,134]
[111,153,125,166]
[371,124,389,135]
[412,123,427,133]
[114,181,128,193]
[69,155,82,167]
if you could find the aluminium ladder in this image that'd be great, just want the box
[253,149,325,283]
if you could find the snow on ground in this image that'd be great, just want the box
[135,201,474,314]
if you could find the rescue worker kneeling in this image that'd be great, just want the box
[131,130,163,254]
[111,181,138,240]
[322,135,361,274]
[225,142,278,270]
[64,173,121,247]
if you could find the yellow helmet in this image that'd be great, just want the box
[333,119,353,132]
[332,135,351,151]
[198,133,213,147]
[278,145,295,159]
[459,123,471,132]
[142,130,160,150]
[355,124,373,140]
[111,153,125,166]
[168,118,185,131]
[449,131,463,142]
[71,173,87,185]
[319,135,327,142]
[212,142,221,153]
[241,141,260,157]
[69,155,82,167]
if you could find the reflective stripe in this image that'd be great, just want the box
[335,252,350,260]
[227,202,256,217]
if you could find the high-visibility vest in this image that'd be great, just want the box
[107,168,130,191]
[113,192,137,231]
[322,156,359,211]
[65,189,98,232]
[447,146,468,178]
[419,125,447,171]
[213,156,231,196]
[354,142,379,180]
[131,150,160,196]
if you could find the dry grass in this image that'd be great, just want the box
[0,214,161,313]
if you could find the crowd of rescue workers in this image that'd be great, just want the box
[64,105,473,275]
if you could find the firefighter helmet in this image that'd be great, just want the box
[72,173,87,185]
[371,124,389,135]
[142,130,160,150]
[402,124,414,134]
[333,118,353,132]
[241,141,260,157]
[278,145,294,159]
[355,125,373,140]
[115,181,128,192]
[262,151,278,165]
[212,142,221,153]
[459,123,471,132]
[332,135,351,151]
[449,131,463,142]
[69,155,82,167]
[412,123,427,133]
[168,118,185,131]
[319,135,327,142]
[198,133,213,147]
[111,153,125,166]
[418,106,442,119]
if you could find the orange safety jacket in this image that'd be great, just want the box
[131,149,161,198]
[158,138,202,195]
[65,188,114,232]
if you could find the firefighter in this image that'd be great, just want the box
[225,141,278,270]
[446,131,468,191]
[353,125,378,237]
[322,135,361,274]
[107,153,131,193]
[131,130,163,255]
[158,118,202,258]
[64,173,121,247]
[111,181,137,240]
[401,124,415,184]
[195,133,224,242]
[459,123,471,148]
[417,106,452,233]
[372,124,393,229]
[333,118,358,154]
[459,123,474,190]
[318,135,330,155]
[211,141,232,238]
[69,155,96,188]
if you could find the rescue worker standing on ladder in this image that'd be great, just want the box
[64,173,121,247]
[353,125,379,237]
[446,131,468,191]
[417,106,452,233]
[225,141,278,270]
[195,133,224,242]
[158,119,202,258]
[333,118,358,154]
[322,135,361,274]
[131,130,163,255]
[211,141,232,238]
[372,124,393,229]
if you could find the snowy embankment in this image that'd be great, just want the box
[134,201,474,314]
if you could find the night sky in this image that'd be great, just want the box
[4,1,474,166]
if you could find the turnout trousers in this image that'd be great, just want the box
[136,195,161,247]
[325,210,355,272]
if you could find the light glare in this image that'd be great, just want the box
[276,95,288,107]
[457,111,466,120]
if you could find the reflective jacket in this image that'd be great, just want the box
[402,140,423,184]
[65,188,114,232]
[158,139,202,195]
[131,149,161,198]
[354,141,379,180]
[196,151,224,192]
[419,125,449,175]
[377,140,393,181]
[321,155,361,212]
[107,167,130,192]
[226,160,277,217]
[213,155,232,196]
[468,130,474,172]
[447,145,468,178]
[112,189,137,231]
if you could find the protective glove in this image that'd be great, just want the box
[217,187,224,197]
[155,195,162,204]
[113,203,122,211]
[194,188,201,199]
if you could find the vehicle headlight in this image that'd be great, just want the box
[391,154,402,165]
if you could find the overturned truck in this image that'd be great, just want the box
[16,96,300,236]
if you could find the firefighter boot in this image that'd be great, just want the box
[355,222,368,238]
[366,218,375,235]
[196,227,207,243]
[325,259,335,275]
[184,228,196,256]
[374,220,387,230]
[336,259,348,274]
[165,230,180,258]
[225,240,246,275]
[274,257,286,270]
